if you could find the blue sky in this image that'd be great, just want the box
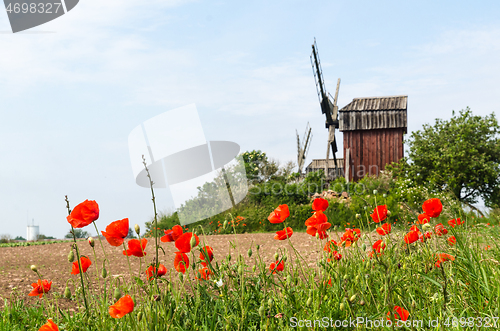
[0,0,499,239]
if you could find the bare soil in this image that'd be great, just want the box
[0,232,343,310]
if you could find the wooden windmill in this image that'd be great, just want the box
[310,38,341,179]
[296,122,312,174]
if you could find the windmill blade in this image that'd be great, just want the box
[304,131,312,160]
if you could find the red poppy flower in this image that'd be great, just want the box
[71,256,92,275]
[409,225,420,232]
[417,213,430,224]
[376,223,391,236]
[199,246,214,267]
[327,251,342,262]
[101,218,129,247]
[324,240,339,253]
[447,236,456,246]
[404,230,419,244]
[123,238,147,257]
[448,218,464,228]
[39,319,59,331]
[145,264,167,281]
[274,227,293,240]
[422,198,442,218]
[373,240,386,253]
[196,267,211,280]
[109,295,134,318]
[67,200,99,228]
[306,227,329,239]
[268,204,290,224]
[370,205,388,223]
[387,306,409,321]
[434,223,448,236]
[312,198,329,212]
[340,228,361,247]
[269,260,284,274]
[29,279,52,298]
[326,278,332,287]
[305,211,331,232]
[435,253,455,267]
[160,225,183,242]
[174,252,189,273]
[174,232,199,253]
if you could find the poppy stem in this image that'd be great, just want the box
[142,155,159,331]
[66,196,90,313]
[92,222,110,270]
[70,226,90,313]
[122,242,135,283]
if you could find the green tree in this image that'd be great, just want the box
[65,229,90,239]
[126,227,136,239]
[391,108,500,208]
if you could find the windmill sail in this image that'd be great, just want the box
[310,38,341,179]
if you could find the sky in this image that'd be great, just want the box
[0,0,499,239]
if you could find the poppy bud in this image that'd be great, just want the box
[190,235,198,249]
[387,210,391,216]
[268,298,273,307]
[102,266,107,279]
[113,287,122,301]
[247,249,252,258]
[323,295,328,301]
[88,237,95,248]
[30,265,37,273]
[315,232,320,239]
[359,300,365,306]
[306,297,312,307]
[238,265,243,274]
[340,302,345,310]
[349,294,357,302]
[68,250,75,263]
[223,220,228,229]
[179,273,184,282]
[256,245,260,251]
[361,243,367,251]
[411,300,416,309]
[422,223,431,231]
[252,265,257,272]
[258,306,265,317]
[373,190,378,195]
[383,193,387,198]
[64,286,71,299]
[274,252,279,261]
[192,261,196,270]
[137,312,143,322]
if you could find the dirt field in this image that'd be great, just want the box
[0,232,346,310]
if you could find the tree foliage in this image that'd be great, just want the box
[65,229,90,239]
[390,108,500,207]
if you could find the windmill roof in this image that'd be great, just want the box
[340,95,407,112]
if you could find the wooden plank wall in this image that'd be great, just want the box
[343,128,404,182]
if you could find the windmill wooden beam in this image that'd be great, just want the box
[297,123,312,174]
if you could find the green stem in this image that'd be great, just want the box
[65,196,89,313]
